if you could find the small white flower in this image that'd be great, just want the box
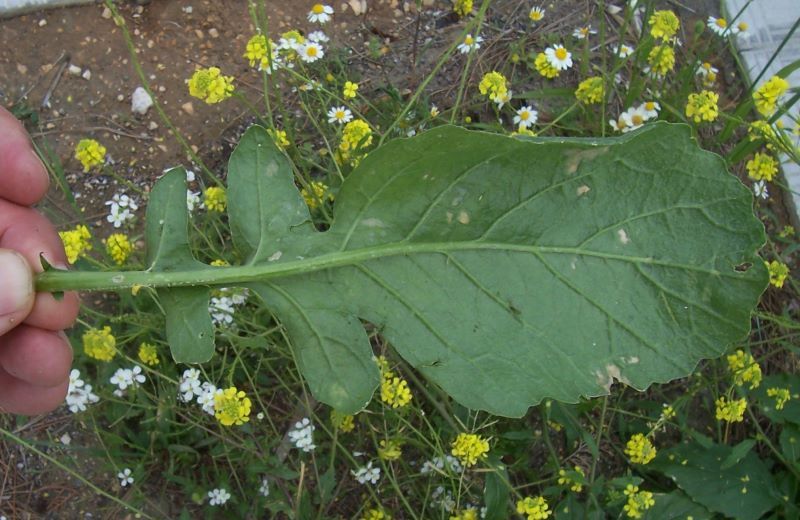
[351,461,381,485]
[131,365,146,385]
[307,3,333,24]
[65,377,99,413]
[494,89,513,109]
[572,26,596,40]
[118,468,134,487]
[208,488,231,506]
[179,368,202,402]
[299,41,324,63]
[696,62,719,78]
[256,412,265,420]
[707,16,730,36]
[431,485,456,512]
[754,180,768,199]
[259,477,270,497]
[327,106,353,124]
[308,30,329,43]
[620,105,647,133]
[457,34,483,54]
[106,204,134,228]
[420,455,463,475]
[186,190,201,211]
[513,105,538,129]
[733,21,749,38]
[288,417,316,452]
[544,45,573,71]
[639,101,660,120]
[611,43,634,58]
[430,105,440,118]
[106,193,139,211]
[278,36,302,52]
[529,6,544,22]
[209,296,235,326]
[609,116,627,133]
[110,368,134,391]
[196,383,219,415]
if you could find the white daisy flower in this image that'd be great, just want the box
[754,180,768,199]
[307,3,333,24]
[611,43,634,58]
[457,34,483,54]
[609,116,627,133]
[327,106,353,124]
[707,16,730,36]
[696,62,719,78]
[639,101,660,120]
[572,26,596,40]
[544,45,573,71]
[208,488,231,506]
[118,468,134,487]
[529,6,544,22]
[351,461,381,485]
[493,89,513,109]
[430,105,440,118]
[308,30,329,43]
[734,21,749,37]
[620,105,647,133]
[513,105,538,129]
[299,42,324,63]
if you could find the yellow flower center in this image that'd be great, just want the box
[716,18,727,28]
[336,110,345,119]
[312,4,324,13]
[555,47,568,60]
[464,35,473,45]
[738,21,748,31]
[307,46,318,57]
[580,28,588,36]
[520,112,529,121]
[632,114,643,125]
[645,102,655,111]
[530,10,542,20]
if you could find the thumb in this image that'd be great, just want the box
[0,248,35,335]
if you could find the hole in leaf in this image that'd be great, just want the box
[734,262,752,273]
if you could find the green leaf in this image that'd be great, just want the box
[642,491,713,519]
[483,455,511,520]
[136,124,767,415]
[650,441,781,519]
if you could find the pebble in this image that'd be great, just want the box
[209,28,219,38]
[68,64,82,76]
[81,69,92,80]
[181,102,194,115]
[38,19,47,27]
[131,87,153,115]
[101,6,112,19]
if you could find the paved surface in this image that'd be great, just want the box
[0,0,91,18]
[727,0,800,223]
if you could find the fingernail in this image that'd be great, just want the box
[0,249,34,316]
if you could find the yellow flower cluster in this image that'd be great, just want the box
[83,326,117,362]
[726,349,762,389]
[647,45,675,76]
[204,186,227,212]
[748,120,777,148]
[624,433,657,465]
[450,508,479,520]
[451,432,489,467]
[330,409,355,432]
[187,67,235,104]
[753,76,789,116]
[685,90,719,123]
[516,496,551,520]
[623,485,655,519]
[361,509,390,520]
[268,128,290,150]
[243,34,276,70]
[767,387,791,410]
[60,224,92,264]
[452,0,472,18]
[715,396,747,423]
[214,386,252,426]
[381,375,413,408]
[648,10,679,40]
[557,465,586,492]
[575,77,604,104]
[301,181,334,210]
[534,53,559,79]
[75,138,106,172]
[766,260,790,288]
[138,342,159,366]
[105,233,132,266]
[378,439,403,461]
[338,119,373,165]
[746,152,778,182]
[478,71,509,101]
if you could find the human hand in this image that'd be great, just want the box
[0,106,79,415]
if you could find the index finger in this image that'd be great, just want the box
[0,106,50,206]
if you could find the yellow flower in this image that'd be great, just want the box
[748,120,777,148]
[529,6,544,22]
[378,439,403,461]
[715,397,747,423]
[746,152,778,182]
[726,350,762,389]
[648,10,679,40]
[753,76,789,116]
[516,496,551,520]
[557,465,586,492]
[647,45,675,76]
[623,485,655,519]
[59,224,92,264]
[450,508,479,520]
[204,186,227,212]
[75,139,106,172]
[451,432,489,467]
[661,404,676,420]
[624,433,657,465]
[361,509,391,520]
[375,355,393,376]
[478,71,508,101]
[340,119,373,151]
[452,0,472,18]
[343,80,359,99]
[83,326,117,362]
[187,67,234,104]
[301,181,334,210]
[575,77,604,104]
[766,260,790,288]
[267,128,290,150]
[779,226,795,239]
[331,409,355,432]
[138,342,159,366]
[767,388,791,410]
[105,233,133,265]
[210,259,229,267]
[214,386,252,426]
[534,52,559,79]
[244,34,277,70]
[685,90,719,123]
[380,375,413,408]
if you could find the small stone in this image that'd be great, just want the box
[181,102,194,115]
[131,87,153,115]
[81,69,92,80]
[117,94,125,102]
[101,6,112,19]
[60,433,72,445]
[148,121,159,130]
[182,5,193,14]
[195,29,204,39]
[38,19,47,27]
[67,64,82,76]
[17,63,28,75]
[208,28,219,38]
